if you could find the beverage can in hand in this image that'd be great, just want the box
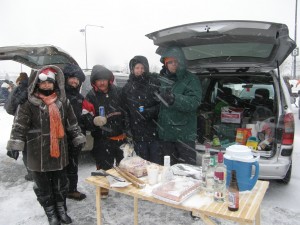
[99,106,105,116]
[139,106,144,113]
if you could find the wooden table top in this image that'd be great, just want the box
[86,169,269,224]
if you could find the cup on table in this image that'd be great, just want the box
[146,164,159,185]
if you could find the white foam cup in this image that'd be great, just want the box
[146,164,159,185]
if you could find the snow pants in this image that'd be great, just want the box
[92,138,125,170]
[160,141,196,166]
[134,140,162,165]
[32,170,69,207]
[66,143,80,192]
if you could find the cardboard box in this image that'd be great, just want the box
[221,107,244,124]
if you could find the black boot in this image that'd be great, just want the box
[56,202,72,224]
[44,205,61,225]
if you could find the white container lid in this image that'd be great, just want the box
[224,144,259,162]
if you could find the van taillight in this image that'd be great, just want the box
[282,113,294,145]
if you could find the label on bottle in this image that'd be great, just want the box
[228,191,239,210]
[214,171,224,180]
[214,190,225,202]
[139,106,144,112]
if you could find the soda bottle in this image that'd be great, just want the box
[214,152,226,202]
[205,155,215,195]
[228,170,239,211]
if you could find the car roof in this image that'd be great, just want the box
[146,20,296,73]
[0,45,79,70]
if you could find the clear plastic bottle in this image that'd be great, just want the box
[201,143,211,187]
[161,155,174,183]
[228,170,239,211]
[205,155,215,195]
[214,152,226,202]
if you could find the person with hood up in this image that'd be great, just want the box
[6,65,86,225]
[5,72,34,181]
[121,55,161,164]
[1,80,13,103]
[157,47,202,166]
[63,64,87,201]
[82,65,126,198]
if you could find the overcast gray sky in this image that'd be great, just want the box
[0,0,298,77]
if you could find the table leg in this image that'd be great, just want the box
[96,187,102,225]
[134,196,138,225]
[192,211,216,225]
[255,206,261,225]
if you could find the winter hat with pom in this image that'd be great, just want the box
[38,68,57,83]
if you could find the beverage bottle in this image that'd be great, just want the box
[161,155,174,183]
[214,152,226,202]
[228,170,239,211]
[201,143,211,187]
[205,155,215,195]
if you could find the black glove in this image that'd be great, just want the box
[82,113,95,131]
[70,142,85,157]
[7,150,19,160]
[160,89,175,106]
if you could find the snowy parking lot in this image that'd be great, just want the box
[0,105,300,225]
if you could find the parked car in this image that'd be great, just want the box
[146,20,296,183]
[0,45,129,151]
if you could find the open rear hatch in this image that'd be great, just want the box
[146,20,296,73]
[0,45,79,70]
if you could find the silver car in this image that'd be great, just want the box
[146,20,296,183]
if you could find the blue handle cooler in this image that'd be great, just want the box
[224,144,260,191]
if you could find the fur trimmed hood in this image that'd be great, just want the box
[28,65,66,106]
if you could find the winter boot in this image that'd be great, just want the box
[56,202,72,224]
[67,190,87,201]
[44,205,61,225]
[24,173,33,181]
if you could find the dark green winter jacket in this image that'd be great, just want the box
[158,47,202,142]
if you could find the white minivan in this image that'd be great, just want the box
[146,20,296,183]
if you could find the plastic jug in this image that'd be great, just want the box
[224,144,259,191]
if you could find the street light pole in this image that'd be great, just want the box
[80,24,104,70]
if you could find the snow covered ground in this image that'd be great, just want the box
[0,105,300,225]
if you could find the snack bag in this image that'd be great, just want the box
[235,128,252,145]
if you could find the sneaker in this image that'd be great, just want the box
[101,188,109,199]
[24,174,33,182]
[67,191,87,201]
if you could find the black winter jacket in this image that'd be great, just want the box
[121,73,160,141]
[66,87,86,134]
[85,84,125,139]
[4,79,28,115]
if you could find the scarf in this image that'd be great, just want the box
[38,92,65,158]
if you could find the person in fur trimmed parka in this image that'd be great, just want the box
[6,65,86,225]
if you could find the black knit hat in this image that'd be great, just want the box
[63,63,85,83]
[90,65,113,84]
